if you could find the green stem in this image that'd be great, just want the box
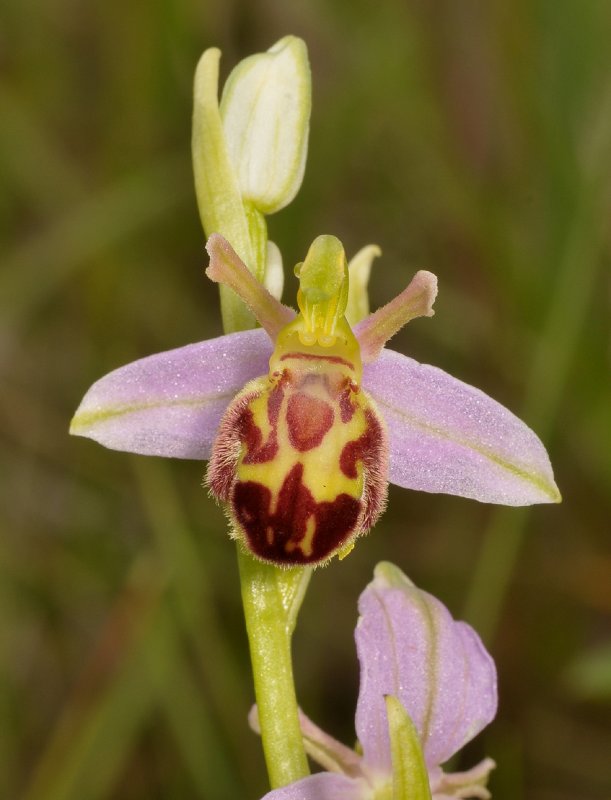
[195,45,311,789]
[238,550,311,788]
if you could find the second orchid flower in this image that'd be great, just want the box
[254,561,497,800]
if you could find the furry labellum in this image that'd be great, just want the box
[207,319,388,565]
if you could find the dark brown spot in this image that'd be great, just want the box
[233,463,361,565]
[267,381,285,426]
[240,407,279,465]
[344,406,388,533]
[286,392,334,452]
[340,409,383,479]
[207,385,263,500]
[338,383,357,424]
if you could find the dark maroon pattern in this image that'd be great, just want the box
[338,383,357,424]
[241,383,285,465]
[233,463,361,564]
[339,409,381,479]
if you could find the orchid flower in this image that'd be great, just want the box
[252,561,497,800]
[70,234,560,566]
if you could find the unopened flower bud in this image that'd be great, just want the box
[220,36,311,214]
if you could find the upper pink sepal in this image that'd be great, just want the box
[363,348,560,505]
[206,234,296,339]
[355,270,437,363]
[70,329,272,459]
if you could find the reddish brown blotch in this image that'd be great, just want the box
[207,363,387,566]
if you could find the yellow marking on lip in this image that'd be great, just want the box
[285,515,316,557]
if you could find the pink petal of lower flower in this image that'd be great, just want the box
[70,329,272,458]
[430,757,495,799]
[363,349,560,505]
[261,773,368,800]
[355,563,497,773]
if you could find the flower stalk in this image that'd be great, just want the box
[238,553,311,787]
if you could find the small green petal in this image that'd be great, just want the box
[355,270,438,363]
[346,244,381,326]
[374,560,415,590]
[205,234,295,340]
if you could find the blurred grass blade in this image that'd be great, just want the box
[563,643,611,701]
[0,155,190,330]
[0,82,83,209]
[132,457,260,785]
[22,552,243,800]
[23,556,164,800]
[464,67,611,641]
[149,603,243,797]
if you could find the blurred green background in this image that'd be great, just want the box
[1,1,610,798]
